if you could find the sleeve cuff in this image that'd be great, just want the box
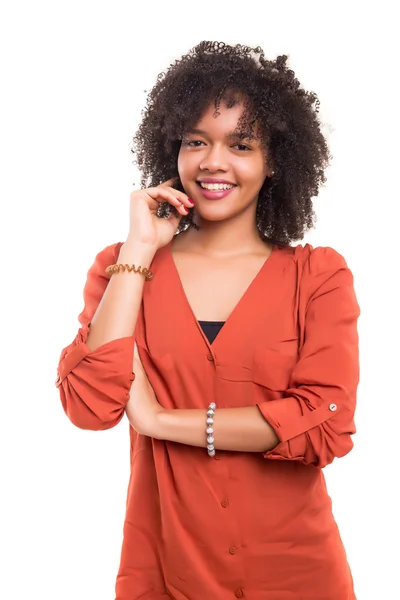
[257,397,339,443]
[56,335,135,387]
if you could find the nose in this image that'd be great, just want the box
[199,143,229,173]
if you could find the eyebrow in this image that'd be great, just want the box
[186,128,254,140]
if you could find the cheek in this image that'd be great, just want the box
[177,151,196,181]
[237,158,267,187]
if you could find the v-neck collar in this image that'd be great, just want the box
[164,238,279,353]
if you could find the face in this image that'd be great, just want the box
[177,100,272,225]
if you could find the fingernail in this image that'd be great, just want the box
[183,207,189,214]
[187,198,194,205]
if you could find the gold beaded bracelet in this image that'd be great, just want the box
[105,263,154,281]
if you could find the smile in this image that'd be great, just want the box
[196,182,237,200]
[199,182,235,191]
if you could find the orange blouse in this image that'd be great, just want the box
[56,240,360,600]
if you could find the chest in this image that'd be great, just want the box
[139,244,303,366]
[171,251,270,321]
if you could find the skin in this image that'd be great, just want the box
[125,99,280,454]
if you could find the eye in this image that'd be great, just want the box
[182,139,205,147]
[234,144,252,151]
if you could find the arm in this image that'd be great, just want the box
[84,241,156,351]
[56,180,193,431]
[55,240,155,430]
[257,247,360,467]
[156,406,280,452]
[126,345,280,452]
[128,247,360,468]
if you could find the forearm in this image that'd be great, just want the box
[155,406,280,453]
[86,241,156,351]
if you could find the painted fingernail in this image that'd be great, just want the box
[183,207,189,214]
[187,198,194,205]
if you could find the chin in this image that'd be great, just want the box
[195,206,239,223]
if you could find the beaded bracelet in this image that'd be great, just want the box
[105,263,154,281]
[206,402,217,457]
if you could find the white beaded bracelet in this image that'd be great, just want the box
[206,402,217,457]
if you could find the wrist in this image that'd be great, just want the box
[118,241,156,265]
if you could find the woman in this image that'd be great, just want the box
[56,41,360,599]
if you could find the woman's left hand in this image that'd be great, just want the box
[125,343,164,437]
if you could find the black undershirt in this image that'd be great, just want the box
[198,321,225,345]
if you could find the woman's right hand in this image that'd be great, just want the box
[126,178,193,250]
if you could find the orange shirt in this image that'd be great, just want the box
[56,240,360,600]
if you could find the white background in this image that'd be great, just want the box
[1,1,399,598]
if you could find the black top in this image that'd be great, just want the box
[198,320,225,345]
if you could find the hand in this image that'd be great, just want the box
[125,343,164,437]
[127,178,193,250]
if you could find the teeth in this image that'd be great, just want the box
[199,182,235,191]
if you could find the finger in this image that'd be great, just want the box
[145,187,190,216]
[159,178,193,209]
[165,187,193,209]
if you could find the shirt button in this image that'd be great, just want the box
[235,589,244,598]
[206,353,214,361]
[329,403,337,411]
[221,499,229,508]
[229,546,238,555]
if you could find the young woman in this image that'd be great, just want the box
[56,41,360,599]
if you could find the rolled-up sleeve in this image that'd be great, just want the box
[55,242,135,430]
[257,247,360,468]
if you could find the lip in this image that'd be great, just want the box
[196,182,237,201]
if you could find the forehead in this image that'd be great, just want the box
[194,102,244,130]
[190,101,260,139]
[190,102,247,137]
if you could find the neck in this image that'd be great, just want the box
[179,211,271,259]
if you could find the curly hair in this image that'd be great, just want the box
[131,41,331,246]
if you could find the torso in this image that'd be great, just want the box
[116,239,357,599]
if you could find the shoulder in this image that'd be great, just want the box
[277,242,354,297]
[281,242,349,274]
[289,244,359,315]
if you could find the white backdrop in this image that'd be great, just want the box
[1,1,399,598]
